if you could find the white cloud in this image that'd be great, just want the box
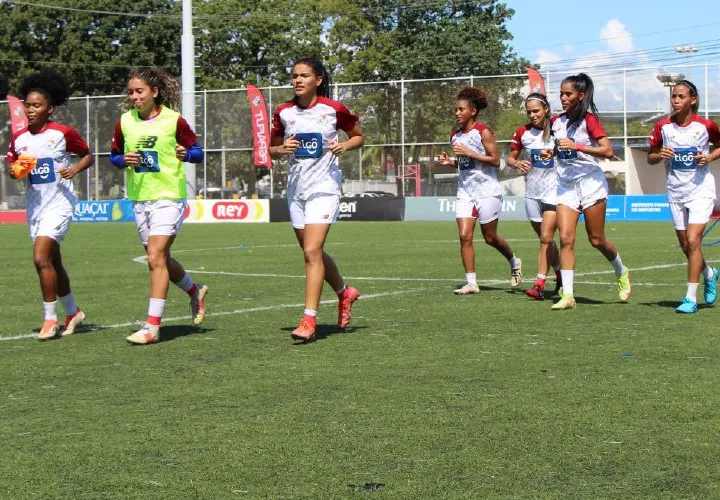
[535,49,561,65]
[599,19,634,53]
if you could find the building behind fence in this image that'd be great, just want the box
[1,63,719,209]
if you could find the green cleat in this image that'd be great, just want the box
[618,268,631,303]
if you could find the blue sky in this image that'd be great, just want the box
[504,0,720,112]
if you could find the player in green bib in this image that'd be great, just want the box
[110,68,207,345]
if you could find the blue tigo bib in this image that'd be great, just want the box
[530,149,554,169]
[294,132,323,159]
[556,147,578,160]
[134,150,161,173]
[671,147,698,170]
[457,155,473,170]
[29,157,56,184]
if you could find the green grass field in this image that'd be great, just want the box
[1,220,719,498]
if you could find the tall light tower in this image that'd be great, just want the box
[675,45,699,80]
[181,0,196,198]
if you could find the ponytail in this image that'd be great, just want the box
[562,73,599,129]
[292,56,332,99]
[123,67,181,111]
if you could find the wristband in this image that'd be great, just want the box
[575,143,585,152]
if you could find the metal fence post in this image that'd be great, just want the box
[622,67,628,151]
[400,79,406,197]
[85,95,91,200]
[203,89,207,197]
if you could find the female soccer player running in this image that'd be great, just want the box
[648,80,720,313]
[110,68,207,345]
[270,57,364,343]
[438,86,522,295]
[508,93,561,299]
[6,69,94,340]
[547,73,630,310]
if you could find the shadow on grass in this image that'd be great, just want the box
[281,324,368,344]
[159,324,215,342]
[450,283,510,294]
[639,300,714,310]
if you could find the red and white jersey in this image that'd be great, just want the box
[6,122,89,220]
[649,114,720,203]
[451,123,501,199]
[510,124,557,201]
[550,112,607,183]
[271,97,359,200]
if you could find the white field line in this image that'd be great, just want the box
[181,261,699,285]
[0,289,413,342]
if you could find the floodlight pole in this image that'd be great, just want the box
[181,0,196,198]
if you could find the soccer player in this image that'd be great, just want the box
[5,69,94,340]
[508,93,562,299]
[546,73,631,310]
[438,86,522,295]
[648,79,720,313]
[270,57,363,343]
[110,68,207,345]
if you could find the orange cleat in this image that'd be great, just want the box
[337,287,360,328]
[291,319,316,343]
[38,320,60,341]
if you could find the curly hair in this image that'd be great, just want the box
[122,67,181,111]
[19,68,71,106]
[456,86,488,115]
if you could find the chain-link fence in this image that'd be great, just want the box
[2,63,720,209]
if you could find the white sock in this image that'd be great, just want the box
[303,309,317,317]
[508,256,521,268]
[465,272,477,285]
[610,254,625,276]
[43,301,58,321]
[147,298,166,319]
[59,293,78,316]
[702,264,714,281]
[560,270,574,296]
[686,283,699,302]
[537,274,547,280]
[175,273,195,293]
[335,284,347,295]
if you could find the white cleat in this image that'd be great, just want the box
[191,284,208,325]
[510,259,523,288]
[61,310,86,336]
[454,283,481,295]
[125,324,160,345]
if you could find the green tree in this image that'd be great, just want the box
[0,0,181,98]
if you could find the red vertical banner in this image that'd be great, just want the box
[6,95,28,135]
[246,84,271,168]
[526,67,546,95]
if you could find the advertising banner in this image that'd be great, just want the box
[6,95,28,135]
[404,196,527,221]
[183,199,269,223]
[624,195,671,222]
[268,197,405,223]
[73,200,134,222]
[246,84,272,168]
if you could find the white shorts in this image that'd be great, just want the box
[557,173,608,213]
[669,197,714,230]
[134,199,186,246]
[456,194,502,224]
[289,194,340,229]
[28,210,72,243]
[524,197,557,223]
